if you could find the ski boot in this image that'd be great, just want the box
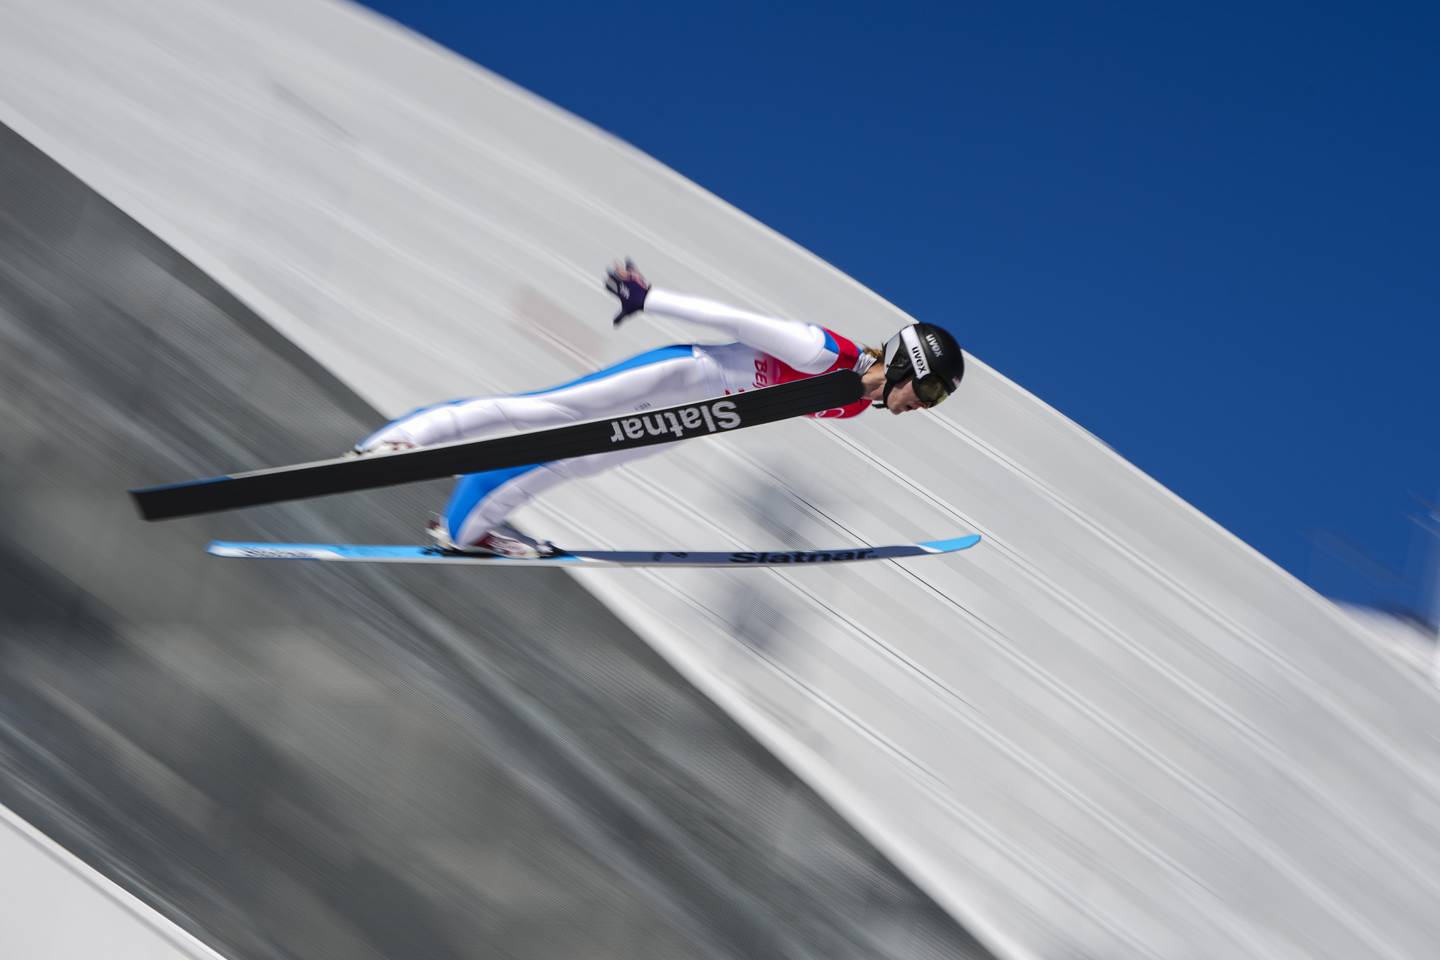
[343,439,417,459]
[426,519,559,559]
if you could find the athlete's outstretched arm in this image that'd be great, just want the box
[607,261,834,373]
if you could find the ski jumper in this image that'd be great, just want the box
[358,288,874,546]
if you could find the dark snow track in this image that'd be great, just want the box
[0,123,997,960]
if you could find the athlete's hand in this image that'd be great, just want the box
[605,258,650,326]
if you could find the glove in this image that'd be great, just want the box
[605,258,650,326]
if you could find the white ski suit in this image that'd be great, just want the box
[359,289,873,545]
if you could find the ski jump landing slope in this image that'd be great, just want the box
[0,804,229,960]
[3,1,1437,957]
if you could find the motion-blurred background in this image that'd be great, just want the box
[1,2,1436,959]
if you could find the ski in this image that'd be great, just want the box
[206,534,981,568]
[131,370,862,521]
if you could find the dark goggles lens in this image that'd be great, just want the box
[914,375,950,408]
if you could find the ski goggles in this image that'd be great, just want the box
[914,375,952,408]
[895,325,952,408]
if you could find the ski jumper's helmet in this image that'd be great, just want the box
[877,323,965,408]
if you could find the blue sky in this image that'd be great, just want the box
[360,1,1439,618]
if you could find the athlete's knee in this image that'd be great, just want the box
[496,396,586,432]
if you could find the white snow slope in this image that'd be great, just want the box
[0,804,230,960]
[2,1,1437,957]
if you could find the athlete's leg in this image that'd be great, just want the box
[358,345,704,450]
[443,446,660,545]
[439,346,724,545]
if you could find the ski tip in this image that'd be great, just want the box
[918,534,982,553]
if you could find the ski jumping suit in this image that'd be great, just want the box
[359,289,875,546]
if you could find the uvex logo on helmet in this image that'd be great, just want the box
[907,339,931,378]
